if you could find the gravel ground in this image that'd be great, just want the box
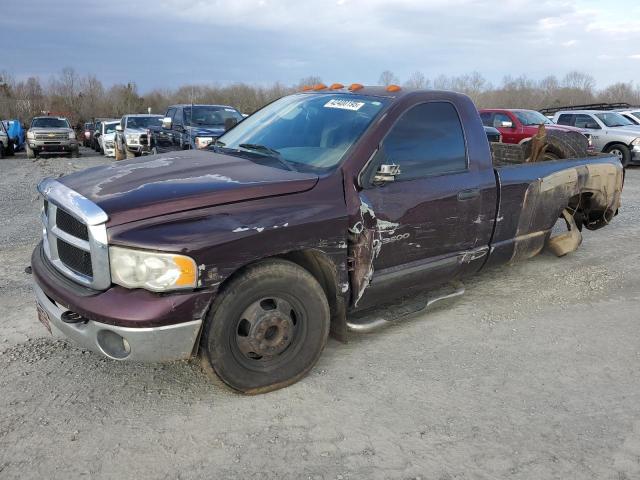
[1,147,639,479]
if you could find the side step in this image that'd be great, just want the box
[346,281,465,333]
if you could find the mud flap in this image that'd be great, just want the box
[547,208,582,257]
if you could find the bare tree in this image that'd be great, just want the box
[404,71,429,89]
[379,70,399,86]
[297,76,323,89]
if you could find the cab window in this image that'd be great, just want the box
[380,102,467,181]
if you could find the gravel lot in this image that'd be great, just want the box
[1,147,639,479]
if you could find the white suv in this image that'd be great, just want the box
[553,110,640,166]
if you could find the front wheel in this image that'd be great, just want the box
[606,144,630,167]
[201,259,330,394]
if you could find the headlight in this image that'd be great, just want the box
[125,134,139,144]
[68,131,76,140]
[27,131,34,139]
[632,138,640,146]
[194,136,213,149]
[109,246,198,292]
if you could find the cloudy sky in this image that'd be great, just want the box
[1,0,639,91]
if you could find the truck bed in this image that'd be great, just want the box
[485,153,623,267]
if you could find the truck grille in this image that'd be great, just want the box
[56,208,89,240]
[35,132,68,141]
[57,238,93,276]
[39,179,110,290]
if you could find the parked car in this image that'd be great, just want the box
[479,109,593,159]
[617,110,640,125]
[92,119,118,154]
[25,116,79,159]
[32,86,623,394]
[553,110,640,166]
[114,114,163,160]
[483,125,501,143]
[149,104,244,154]
[0,120,14,158]
[83,122,95,147]
[95,120,119,157]
[3,119,25,151]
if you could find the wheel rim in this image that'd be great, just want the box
[232,296,304,369]
[610,149,624,161]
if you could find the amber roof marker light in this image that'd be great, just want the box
[301,85,313,91]
[348,83,364,91]
[329,83,344,90]
[312,83,327,91]
[386,84,401,92]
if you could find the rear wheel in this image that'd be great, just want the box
[202,259,330,394]
[606,144,630,167]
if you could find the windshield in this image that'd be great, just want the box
[184,106,243,127]
[126,116,162,129]
[31,117,70,129]
[104,122,119,134]
[216,94,388,173]
[595,112,635,128]
[514,110,553,126]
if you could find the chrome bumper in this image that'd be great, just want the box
[33,282,202,362]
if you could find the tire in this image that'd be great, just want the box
[6,141,14,156]
[201,259,330,394]
[26,145,36,159]
[521,130,589,161]
[605,144,631,168]
[0,143,4,159]
[71,148,79,158]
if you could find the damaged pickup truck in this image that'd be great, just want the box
[31,85,623,393]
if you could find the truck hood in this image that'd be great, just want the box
[186,125,226,138]
[59,150,319,226]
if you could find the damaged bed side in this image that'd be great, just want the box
[486,155,623,268]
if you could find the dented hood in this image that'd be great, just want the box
[60,150,318,226]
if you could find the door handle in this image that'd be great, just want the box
[457,188,480,201]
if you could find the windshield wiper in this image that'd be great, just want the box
[238,144,295,171]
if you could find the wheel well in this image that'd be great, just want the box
[603,141,629,152]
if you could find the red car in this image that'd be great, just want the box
[479,108,591,148]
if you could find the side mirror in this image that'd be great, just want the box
[162,117,172,129]
[224,117,238,131]
[115,125,123,132]
[373,164,401,184]
[500,120,514,128]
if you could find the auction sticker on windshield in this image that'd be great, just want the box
[324,99,365,111]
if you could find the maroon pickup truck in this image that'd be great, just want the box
[32,86,624,393]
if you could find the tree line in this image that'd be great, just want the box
[1,67,639,125]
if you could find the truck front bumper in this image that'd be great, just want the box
[31,243,212,362]
[29,140,78,153]
[34,282,202,361]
